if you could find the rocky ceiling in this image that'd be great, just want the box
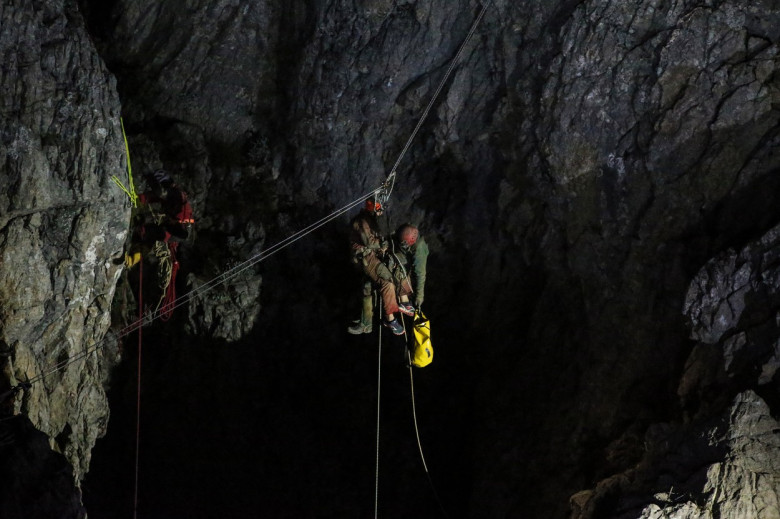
[1,0,780,518]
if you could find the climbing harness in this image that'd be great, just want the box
[111,117,139,208]
[133,197,188,321]
[150,240,178,321]
[160,243,179,321]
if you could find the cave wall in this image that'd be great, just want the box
[470,1,780,516]
[2,0,780,517]
[0,0,128,516]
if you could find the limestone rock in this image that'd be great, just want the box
[3,0,780,517]
[683,222,780,384]
[0,0,128,514]
[637,392,780,519]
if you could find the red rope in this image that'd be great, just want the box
[134,257,143,518]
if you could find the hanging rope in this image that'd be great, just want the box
[406,348,449,518]
[374,299,383,519]
[3,0,493,398]
[133,257,143,519]
[2,188,379,397]
[378,0,491,205]
[406,352,428,471]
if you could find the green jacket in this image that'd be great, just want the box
[393,236,428,304]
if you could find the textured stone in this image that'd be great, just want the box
[636,392,780,519]
[0,0,128,514]
[683,221,780,382]
[571,215,780,518]
[3,0,780,517]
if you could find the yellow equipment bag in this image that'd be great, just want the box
[411,310,433,368]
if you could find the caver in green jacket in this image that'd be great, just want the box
[391,225,428,307]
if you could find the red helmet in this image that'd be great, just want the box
[398,225,418,247]
[365,198,383,213]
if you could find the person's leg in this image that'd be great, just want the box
[376,278,399,316]
[348,280,374,334]
[364,255,399,315]
[396,278,415,315]
[363,255,404,334]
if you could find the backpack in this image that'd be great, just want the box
[411,310,433,368]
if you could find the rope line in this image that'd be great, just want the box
[7,1,492,395]
[133,258,143,519]
[407,348,449,518]
[374,299,383,519]
[407,354,428,472]
[16,188,379,390]
[383,0,491,203]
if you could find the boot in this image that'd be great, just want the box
[362,293,374,324]
[382,318,404,336]
[398,301,415,316]
[347,295,374,334]
[348,321,372,334]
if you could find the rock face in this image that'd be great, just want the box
[3,0,780,518]
[570,390,780,519]
[569,222,780,518]
[0,0,128,516]
[643,391,780,519]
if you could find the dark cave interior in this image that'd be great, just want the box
[2,1,780,518]
[82,225,488,518]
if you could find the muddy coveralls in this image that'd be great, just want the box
[349,210,409,330]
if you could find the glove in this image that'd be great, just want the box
[124,252,141,268]
[414,296,424,308]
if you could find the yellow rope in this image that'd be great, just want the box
[111,117,138,207]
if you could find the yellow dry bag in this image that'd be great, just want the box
[411,310,433,368]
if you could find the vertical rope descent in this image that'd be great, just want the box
[381,0,491,204]
[407,352,448,517]
[374,300,383,519]
[133,258,143,519]
[8,0,494,398]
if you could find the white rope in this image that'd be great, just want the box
[374,300,383,519]
[24,187,380,386]
[406,344,449,518]
[383,0,491,202]
[407,354,430,473]
[22,0,493,388]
